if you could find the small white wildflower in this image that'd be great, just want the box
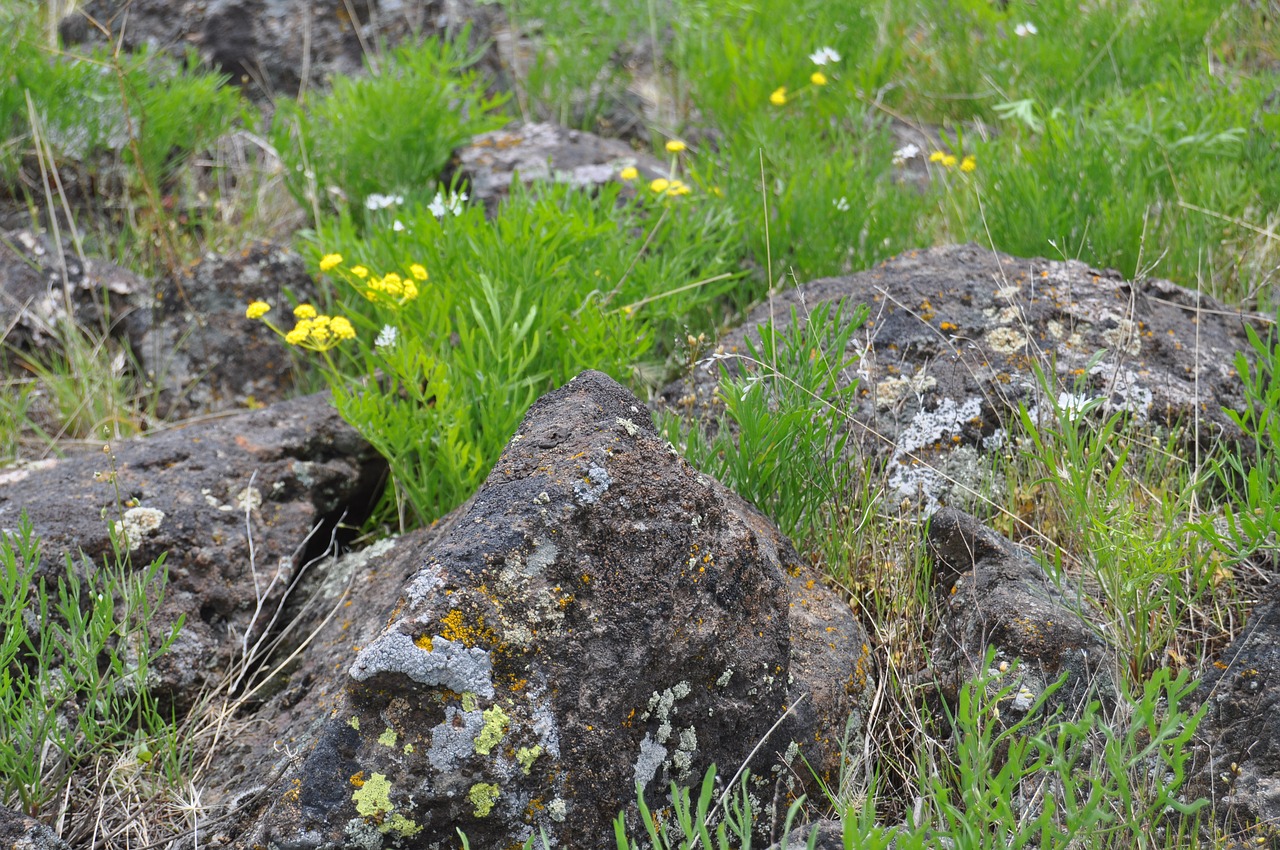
[364,192,404,210]
[428,190,469,219]
[833,196,850,212]
[1056,391,1091,422]
[892,143,921,165]
[1014,22,1038,37]
[392,220,406,232]
[375,325,398,349]
[809,46,841,66]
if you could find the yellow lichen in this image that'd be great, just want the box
[414,634,434,651]
[516,745,543,775]
[469,782,501,817]
[378,728,398,747]
[475,705,510,755]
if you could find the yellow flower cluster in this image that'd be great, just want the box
[362,270,421,306]
[649,177,692,196]
[284,313,356,350]
[930,151,977,172]
[245,300,356,352]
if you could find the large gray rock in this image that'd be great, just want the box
[0,390,384,709]
[661,244,1264,513]
[0,805,70,850]
[229,370,873,848]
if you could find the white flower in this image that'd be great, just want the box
[832,197,851,212]
[809,46,841,66]
[1014,22,1038,37]
[375,325,398,349]
[1056,391,1091,422]
[364,192,404,210]
[428,189,469,219]
[392,220,406,232]
[892,143,921,165]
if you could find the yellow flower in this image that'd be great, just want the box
[770,87,788,106]
[960,155,977,173]
[810,72,828,86]
[330,316,356,340]
[619,166,639,180]
[245,300,271,319]
[665,140,686,153]
[668,180,692,196]
[710,186,724,198]
[319,253,343,271]
[403,282,419,301]
[351,265,369,279]
[929,151,946,163]
[649,178,671,194]
[293,304,317,319]
[285,322,310,346]
[941,154,958,169]
[410,263,429,281]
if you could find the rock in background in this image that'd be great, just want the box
[0,390,384,709]
[661,243,1264,514]
[230,370,873,848]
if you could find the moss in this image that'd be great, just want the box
[468,782,501,817]
[516,745,543,774]
[475,705,509,755]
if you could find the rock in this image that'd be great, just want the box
[927,508,1116,721]
[127,241,321,419]
[0,233,318,420]
[0,390,385,710]
[455,122,666,208]
[229,370,873,848]
[769,818,845,850]
[0,805,70,850]
[0,228,146,355]
[1186,580,1280,834]
[660,244,1264,514]
[58,0,505,100]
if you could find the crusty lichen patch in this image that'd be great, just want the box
[112,507,165,552]
[350,772,423,837]
[468,782,501,817]
[475,705,510,755]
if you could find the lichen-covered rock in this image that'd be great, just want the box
[927,508,1116,720]
[0,804,70,850]
[0,390,384,709]
[456,122,665,207]
[231,370,872,849]
[1185,580,1280,835]
[0,228,146,354]
[58,0,504,101]
[125,241,320,418]
[661,244,1264,513]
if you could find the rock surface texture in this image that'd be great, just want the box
[927,508,1116,720]
[58,0,503,99]
[0,391,384,707]
[230,370,873,849]
[1186,580,1280,834]
[661,244,1263,513]
[456,122,665,207]
[0,805,70,850]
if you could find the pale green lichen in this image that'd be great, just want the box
[348,716,360,731]
[403,742,414,754]
[378,727,397,747]
[468,782,500,817]
[516,745,543,774]
[475,705,509,755]
[351,772,423,837]
[461,691,478,712]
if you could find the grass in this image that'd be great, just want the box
[1,0,1278,845]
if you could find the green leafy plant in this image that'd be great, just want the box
[664,300,867,546]
[0,512,184,816]
[270,29,509,221]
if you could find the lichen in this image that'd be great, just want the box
[475,705,510,755]
[377,728,397,747]
[349,632,494,698]
[112,507,165,552]
[351,772,423,838]
[461,692,478,712]
[468,782,501,817]
[516,745,543,774]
